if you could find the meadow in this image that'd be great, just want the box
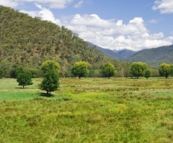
[1,77,173,143]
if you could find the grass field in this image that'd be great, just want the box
[1,77,173,142]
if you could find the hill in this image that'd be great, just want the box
[0,5,128,77]
[116,49,136,59]
[88,42,136,59]
[127,45,173,67]
[87,42,120,58]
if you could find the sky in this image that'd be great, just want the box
[1,0,173,51]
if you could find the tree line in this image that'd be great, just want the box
[0,60,172,95]
[1,61,172,80]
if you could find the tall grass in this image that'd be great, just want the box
[0,77,173,142]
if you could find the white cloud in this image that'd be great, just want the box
[70,14,115,28]
[20,4,61,25]
[66,14,173,51]
[153,0,173,14]
[74,0,83,8]
[0,0,74,9]
[0,0,18,8]
[2,2,173,51]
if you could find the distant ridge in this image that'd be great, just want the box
[87,42,120,59]
[116,49,136,59]
[87,42,136,59]
[126,45,173,67]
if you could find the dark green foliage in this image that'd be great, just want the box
[71,61,89,79]
[102,62,115,78]
[41,60,60,74]
[170,64,173,76]
[16,69,32,88]
[0,69,3,78]
[130,62,147,78]
[40,61,60,94]
[159,63,171,78]
[15,66,24,76]
[40,70,59,94]
[144,70,151,79]
[25,68,42,78]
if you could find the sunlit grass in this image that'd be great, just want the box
[1,77,173,142]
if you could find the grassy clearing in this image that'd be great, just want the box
[1,77,173,142]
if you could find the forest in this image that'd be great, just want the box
[0,5,132,78]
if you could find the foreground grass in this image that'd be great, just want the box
[1,77,173,142]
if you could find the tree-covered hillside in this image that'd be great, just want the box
[0,5,128,77]
[127,45,173,67]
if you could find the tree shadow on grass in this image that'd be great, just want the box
[39,93,54,97]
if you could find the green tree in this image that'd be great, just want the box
[71,61,89,79]
[170,64,173,76]
[0,69,3,78]
[130,62,147,78]
[41,60,60,74]
[40,60,60,94]
[102,62,115,79]
[159,63,170,78]
[16,69,32,88]
[15,66,24,77]
[144,69,151,79]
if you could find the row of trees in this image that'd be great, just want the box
[12,61,116,94]
[70,61,173,79]
[71,61,115,79]
[2,60,172,95]
[130,62,173,79]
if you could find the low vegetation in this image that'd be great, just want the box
[1,77,173,142]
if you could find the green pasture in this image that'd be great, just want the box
[1,77,173,142]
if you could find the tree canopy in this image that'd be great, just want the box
[159,63,171,78]
[71,61,89,79]
[16,66,32,88]
[130,62,147,78]
[102,62,115,78]
[40,61,60,94]
[144,69,151,79]
[0,69,3,78]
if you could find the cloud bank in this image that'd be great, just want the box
[153,0,173,14]
[0,1,173,51]
[66,14,173,51]
[0,0,74,9]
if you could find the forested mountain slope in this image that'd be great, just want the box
[127,45,173,67]
[0,5,127,77]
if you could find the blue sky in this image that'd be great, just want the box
[1,0,173,51]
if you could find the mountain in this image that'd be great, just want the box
[0,5,128,77]
[88,42,136,59]
[116,49,136,59]
[87,42,120,59]
[126,45,173,67]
